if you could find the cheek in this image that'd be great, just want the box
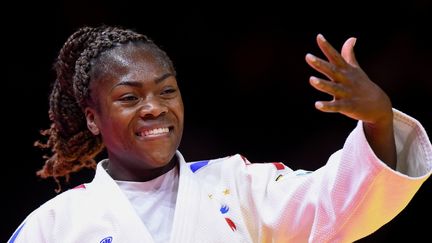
[100,109,135,133]
[99,117,133,148]
[172,101,184,121]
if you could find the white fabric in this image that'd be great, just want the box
[8,109,432,243]
[115,165,178,243]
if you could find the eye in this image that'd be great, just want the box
[161,88,177,96]
[118,95,138,102]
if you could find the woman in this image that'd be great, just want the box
[8,25,432,243]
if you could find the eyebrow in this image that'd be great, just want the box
[111,73,174,90]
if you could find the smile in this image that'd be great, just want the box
[136,127,170,137]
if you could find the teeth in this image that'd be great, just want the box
[141,127,169,137]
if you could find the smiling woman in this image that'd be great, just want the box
[84,42,184,181]
[34,28,183,185]
[7,25,432,243]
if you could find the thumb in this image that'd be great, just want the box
[341,37,359,67]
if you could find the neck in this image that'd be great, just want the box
[106,156,178,182]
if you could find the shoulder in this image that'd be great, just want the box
[26,183,90,220]
[48,183,90,205]
[8,184,91,242]
[186,153,292,176]
[187,154,248,173]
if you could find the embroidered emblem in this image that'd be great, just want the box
[220,204,229,214]
[100,236,113,243]
[272,162,285,170]
[73,184,86,189]
[222,188,230,196]
[190,160,209,173]
[275,174,284,181]
[225,218,237,231]
[211,186,237,232]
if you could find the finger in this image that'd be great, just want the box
[309,76,347,98]
[341,37,359,67]
[305,54,344,82]
[316,34,347,67]
[314,100,346,113]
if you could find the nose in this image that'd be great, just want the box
[138,97,168,118]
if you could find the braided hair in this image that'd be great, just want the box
[35,25,174,190]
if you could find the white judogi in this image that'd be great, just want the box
[9,109,432,243]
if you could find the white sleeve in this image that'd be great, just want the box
[236,108,431,242]
[331,108,432,241]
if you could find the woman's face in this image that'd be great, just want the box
[85,43,184,180]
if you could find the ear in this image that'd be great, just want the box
[85,107,100,135]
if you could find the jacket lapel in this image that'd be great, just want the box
[90,160,155,242]
[170,152,239,243]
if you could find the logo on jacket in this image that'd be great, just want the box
[100,236,113,243]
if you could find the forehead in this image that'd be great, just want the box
[91,42,171,81]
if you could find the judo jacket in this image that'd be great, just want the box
[9,109,432,242]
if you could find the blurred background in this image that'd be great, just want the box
[4,1,431,242]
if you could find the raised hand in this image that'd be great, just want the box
[305,34,396,168]
[305,34,393,125]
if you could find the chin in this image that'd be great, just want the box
[149,152,176,167]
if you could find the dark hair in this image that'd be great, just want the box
[35,25,175,191]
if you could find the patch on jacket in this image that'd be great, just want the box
[190,160,210,172]
[100,236,112,243]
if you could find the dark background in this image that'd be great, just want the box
[4,1,431,242]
